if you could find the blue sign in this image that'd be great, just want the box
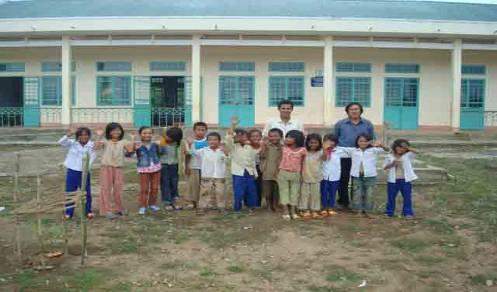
[311,76,323,87]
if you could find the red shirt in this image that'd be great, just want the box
[279,147,307,173]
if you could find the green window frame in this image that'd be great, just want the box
[268,76,305,107]
[96,61,132,72]
[41,76,76,106]
[220,62,255,72]
[462,65,486,75]
[385,64,420,74]
[385,78,418,107]
[268,62,305,72]
[336,62,371,73]
[150,61,186,71]
[0,62,25,72]
[461,79,485,108]
[41,61,76,72]
[335,77,371,107]
[219,76,255,105]
[97,76,131,106]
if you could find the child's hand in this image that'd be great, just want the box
[323,140,332,150]
[134,141,142,150]
[129,131,137,141]
[372,142,382,148]
[230,116,240,127]
[186,137,194,146]
[66,128,74,137]
[95,127,104,139]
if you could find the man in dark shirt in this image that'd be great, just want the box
[334,102,375,209]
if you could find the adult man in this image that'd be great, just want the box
[334,102,375,209]
[262,99,304,137]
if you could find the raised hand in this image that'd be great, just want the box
[230,116,240,127]
[95,127,104,140]
[323,140,332,150]
[129,131,137,141]
[66,128,74,137]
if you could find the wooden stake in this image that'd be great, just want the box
[13,152,21,260]
[80,153,89,265]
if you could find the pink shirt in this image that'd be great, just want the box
[279,147,307,173]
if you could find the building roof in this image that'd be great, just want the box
[0,0,496,22]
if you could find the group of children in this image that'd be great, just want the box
[59,120,418,220]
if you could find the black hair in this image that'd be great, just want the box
[75,127,91,139]
[391,138,410,154]
[285,130,305,148]
[345,102,364,114]
[207,132,221,141]
[234,128,247,136]
[268,128,283,138]
[138,126,153,134]
[305,133,322,151]
[323,133,339,145]
[193,122,208,130]
[277,99,294,109]
[166,127,183,144]
[248,128,262,137]
[105,122,124,140]
[355,133,373,148]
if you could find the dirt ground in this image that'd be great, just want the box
[0,145,496,291]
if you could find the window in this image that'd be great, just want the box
[219,62,255,72]
[41,61,76,72]
[385,64,420,74]
[150,61,186,71]
[268,62,304,72]
[268,76,304,106]
[0,62,25,72]
[461,79,484,108]
[41,76,76,106]
[97,76,131,106]
[219,76,254,105]
[335,77,371,107]
[385,78,418,107]
[336,62,371,73]
[462,65,486,75]
[96,61,131,72]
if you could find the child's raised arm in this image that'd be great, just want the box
[372,142,390,153]
[125,131,137,154]
[58,128,75,148]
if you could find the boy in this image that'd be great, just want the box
[185,122,208,209]
[189,132,227,210]
[260,128,283,211]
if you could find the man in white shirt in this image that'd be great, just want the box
[262,100,304,137]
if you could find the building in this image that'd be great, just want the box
[0,0,497,130]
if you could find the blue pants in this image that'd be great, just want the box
[386,179,414,217]
[161,164,179,205]
[65,168,92,217]
[321,180,340,209]
[232,171,257,211]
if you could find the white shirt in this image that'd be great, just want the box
[189,138,208,169]
[343,147,386,178]
[58,135,96,171]
[192,147,227,179]
[225,135,258,177]
[383,152,418,183]
[322,147,348,182]
[262,118,304,137]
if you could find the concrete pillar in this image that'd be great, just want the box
[323,36,334,126]
[61,36,72,126]
[451,39,462,130]
[191,35,202,122]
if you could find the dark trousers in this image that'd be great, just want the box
[160,164,179,205]
[338,158,352,207]
[321,180,340,209]
[232,170,257,211]
[262,180,279,211]
[386,179,414,217]
[255,165,262,207]
[65,168,92,217]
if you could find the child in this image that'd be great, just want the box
[189,132,227,210]
[185,122,209,209]
[159,126,183,210]
[58,127,96,220]
[248,128,263,207]
[343,134,388,217]
[383,139,418,219]
[132,126,162,215]
[320,134,347,216]
[95,122,134,219]
[260,128,283,211]
[277,130,306,220]
[299,133,325,219]
[225,125,259,212]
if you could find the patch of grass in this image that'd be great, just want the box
[66,268,108,291]
[414,255,446,266]
[227,265,245,273]
[324,265,362,285]
[470,273,497,286]
[109,282,132,292]
[390,238,431,254]
[199,267,217,278]
[423,218,455,235]
[111,238,138,254]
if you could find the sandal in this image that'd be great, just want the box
[302,211,312,218]
[86,213,95,220]
[282,214,291,220]
[320,210,329,217]
[327,210,337,216]
[291,213,300,220]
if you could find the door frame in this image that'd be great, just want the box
[460,78,486,130]
[218,75,256,127]
[383,77,420,130]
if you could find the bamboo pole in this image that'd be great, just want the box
[80,153,89,265]
[13,152,21,261]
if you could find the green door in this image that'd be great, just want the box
[23,77,40,127]
[218,76,255,127]
[384,78,419,130]
[460,79,485,130]
[133,76,151,127]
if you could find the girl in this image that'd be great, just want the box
[299,133,325,219]
[159,126,183,210]
[95,122,134,219]
[260,128,283,211]
[248,128,263,207]
[343,134,388,217]
[320,134,347,217]
[132,126,162,215]
[58,127,96,220]
[383,139,418,219]
[277,130,306,220]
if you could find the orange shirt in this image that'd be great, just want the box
[279,146,307,173]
